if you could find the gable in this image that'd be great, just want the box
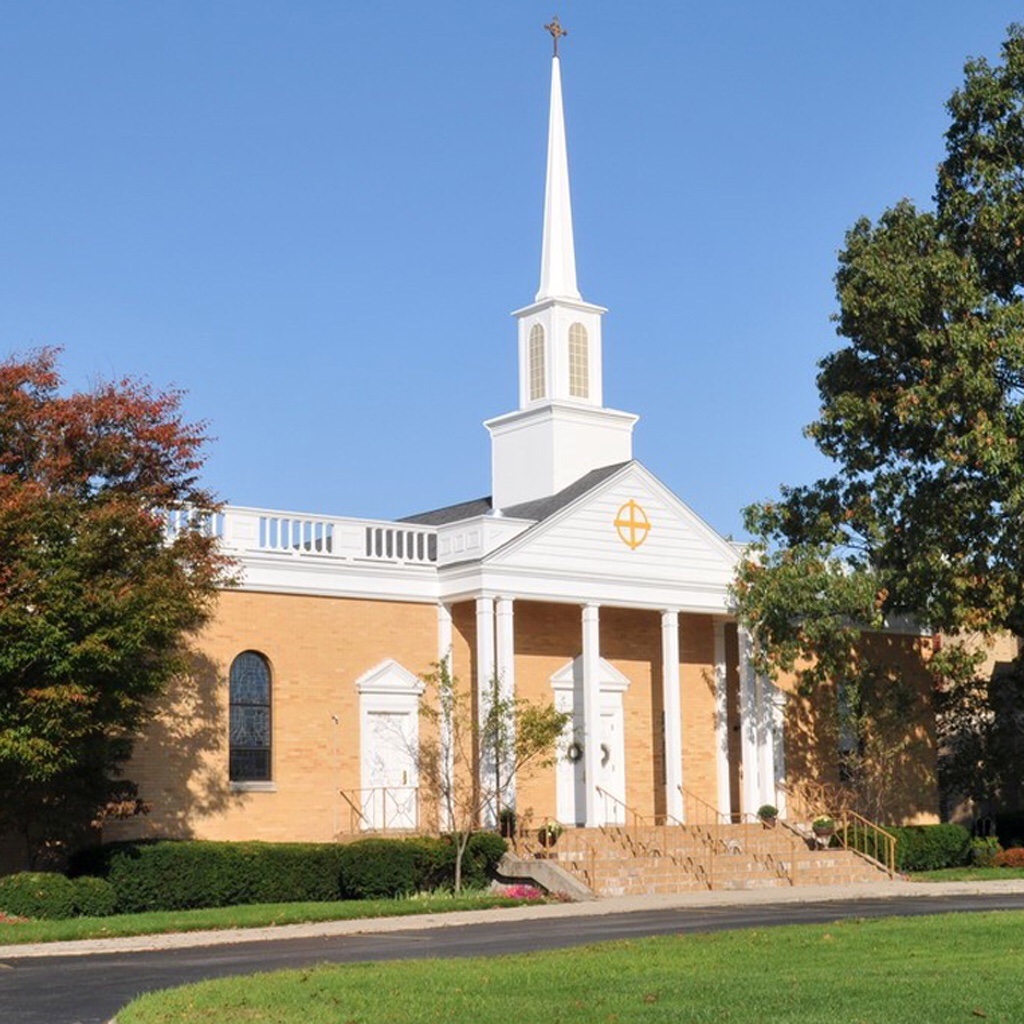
[485,463,738,594]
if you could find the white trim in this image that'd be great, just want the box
[355,659,426,697]
[229,781,277,794]
[550,655,631,693]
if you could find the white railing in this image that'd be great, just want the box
[166,505,437,566]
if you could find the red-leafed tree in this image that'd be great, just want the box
[0,349,230,867]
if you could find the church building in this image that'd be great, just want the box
[113,37,937,849]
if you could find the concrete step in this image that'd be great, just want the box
[517,821,891,896]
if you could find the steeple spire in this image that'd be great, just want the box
[536,41,580,302]
[485,23,637,510]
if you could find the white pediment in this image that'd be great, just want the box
[354,659,425,697]
[483,462,738,598]
[551,656,631,693]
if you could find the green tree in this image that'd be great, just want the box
[418,659,569,892]
[0,349,230,866]
[734,25,1024,814]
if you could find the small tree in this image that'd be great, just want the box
[418,659,568,892]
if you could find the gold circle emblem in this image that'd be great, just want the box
[614,499,651,550]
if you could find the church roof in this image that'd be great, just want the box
[400,461,630,527]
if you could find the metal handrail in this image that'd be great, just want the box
[839,810,898,877]
[679,786,797,888]
[338,786,419,834]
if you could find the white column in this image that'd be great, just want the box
[713,619,732,820]
[495,596,516,811]
[772,689,787,818]
[437,602,454,830]
[581,603,601,827]
[437,602,453,667]
[737,626,761,818]
[475,596,496,826]
[757,674,776,809]
[661,609,683,822]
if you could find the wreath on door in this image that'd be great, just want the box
[566,741,583,763]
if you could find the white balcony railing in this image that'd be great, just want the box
[166,506,437,567]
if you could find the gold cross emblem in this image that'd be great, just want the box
[614,499,651,550]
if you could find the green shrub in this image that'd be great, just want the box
[70,840,349,913]
[889,824,971,871]
[337,838,434,899]
[72,876,118,917]
[970,836,1002,868]
[463,832,508,886]
[68,833,509,912]
[0,872,78,919]
[844,823,971,871]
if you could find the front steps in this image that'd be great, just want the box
[518,822,889,897]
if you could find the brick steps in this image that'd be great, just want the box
[517,823,888,896]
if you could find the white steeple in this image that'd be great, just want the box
[485,28,637,511]
[537,55,580,303]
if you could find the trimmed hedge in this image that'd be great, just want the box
[0,873,116,919]
[69,834,508,913]
[844,823,971,872]
[0,873,77,919]
[70,840,351,913]
[889,824,972,871]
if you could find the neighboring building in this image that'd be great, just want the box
[109,47,939,847]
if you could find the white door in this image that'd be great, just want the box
[599,706,626,824]
[555,691,587,826]
[552,657,630,826]
[362,710,417,830]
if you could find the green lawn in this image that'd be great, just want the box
[0,893,535,945]
[909,866,1024,881]
[117,911,1024,1024]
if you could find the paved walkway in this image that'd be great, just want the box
[5,878,1024,960]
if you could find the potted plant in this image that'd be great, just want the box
[812,815,835,838]
[539,821,563,848]
[757,804,779,828]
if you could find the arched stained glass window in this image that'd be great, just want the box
[569,322,589,398]
[229,651,271,782]
[529,323,546,401]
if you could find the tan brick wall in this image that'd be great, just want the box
[107,590,437,844]
[776,632,939,825]
[107,586,940,847]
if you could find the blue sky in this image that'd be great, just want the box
[2,2,1021,537]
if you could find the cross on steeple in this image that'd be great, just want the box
[544,16,567,57]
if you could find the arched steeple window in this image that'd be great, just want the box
[529,324,546,401]
[229,651,272,782]
[569,322,589,398]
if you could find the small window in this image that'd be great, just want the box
[229,651,272,782]
[569,322,589,398]
[529,323,546,401]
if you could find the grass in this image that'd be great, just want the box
[909,866,1024,881]
[0,893,536,945]
[116,910,1024,1023]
